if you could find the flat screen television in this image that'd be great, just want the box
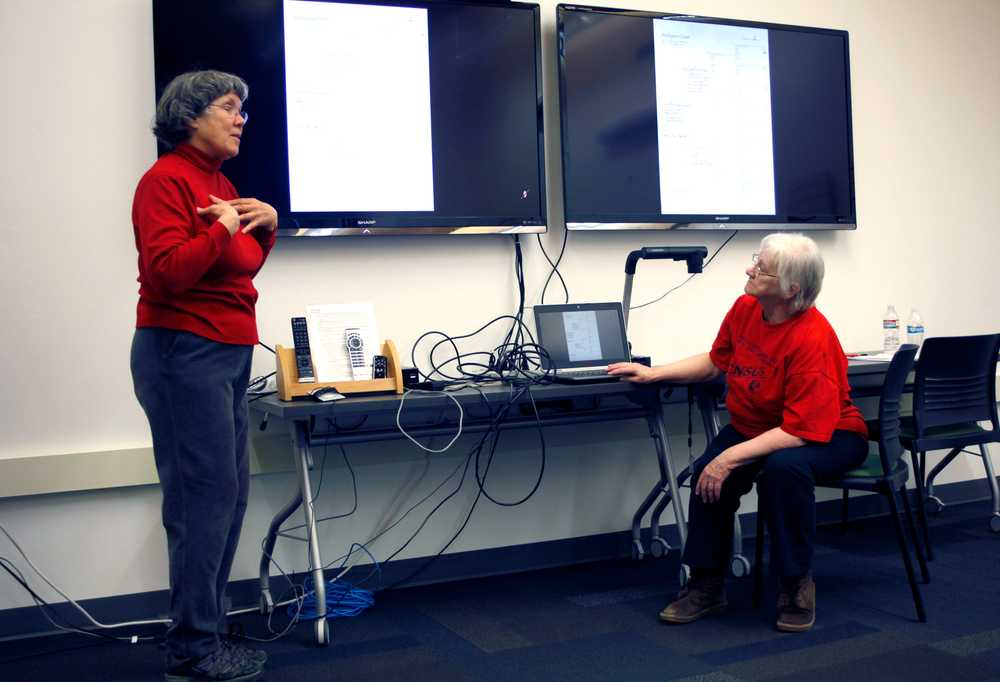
[557,4,856,231]
[152,0,546,236]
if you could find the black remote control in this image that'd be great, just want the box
[290,317,315,383]
[373,355,388,379]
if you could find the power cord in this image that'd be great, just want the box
[630,231,738,311]
[0,523,167,632]
[537,225,570,304]
[410,236,554,386]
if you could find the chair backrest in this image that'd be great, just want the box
[877,344,919,472]
[913,334,1000,433]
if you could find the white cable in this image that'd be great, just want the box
[0,522,168,629]
[395,388,464,453]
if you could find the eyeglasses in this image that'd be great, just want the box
[750,252,779,278]
[205,103,248,123]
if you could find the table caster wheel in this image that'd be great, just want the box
[315,618,330,646]
[678,564,690,588]
[649,537,671,558]
[927,495,945,514]
[990,514,1000,533]
[730,555,751,578]
[631,540,645,561]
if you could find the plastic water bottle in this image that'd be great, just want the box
[883,304,900,352]
[906,309,925,348]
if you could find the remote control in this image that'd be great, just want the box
[373,355,388,379]
[290,317,315,383]
[345,327,371,380]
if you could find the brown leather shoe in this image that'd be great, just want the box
[776,575,815,632]
[659,575,727,624]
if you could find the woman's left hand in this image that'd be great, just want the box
[228,196,278,234]
[695,451,736,504]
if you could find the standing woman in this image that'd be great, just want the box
[131,70,276,682]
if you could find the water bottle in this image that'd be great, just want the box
[883,304,900,352]
[906,309,925,348]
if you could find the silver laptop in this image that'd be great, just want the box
[532,302,631,383]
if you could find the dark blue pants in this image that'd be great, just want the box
[131,328,253,667]
[681,424,868,577]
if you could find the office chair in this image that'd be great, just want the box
[902,334,1000,560]
[753,345,928,622]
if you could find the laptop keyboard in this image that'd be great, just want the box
[561,369,611,378]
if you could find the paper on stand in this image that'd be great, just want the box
[304,303,378,383]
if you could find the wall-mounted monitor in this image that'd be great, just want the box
[557,4,856,231]
[152,0,546,236]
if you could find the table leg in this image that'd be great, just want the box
[649,408,687,549]
[292,420,330,645]
[259,489,303,615]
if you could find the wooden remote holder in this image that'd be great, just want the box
[275,339,404,401]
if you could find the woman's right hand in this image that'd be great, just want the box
[607,362,658,383]
[196,195,240,236]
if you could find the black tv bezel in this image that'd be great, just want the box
[152,0,548,238]
[556,3,858,232]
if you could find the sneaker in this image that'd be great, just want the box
[776,575,816,632]
[221,640,267,668]
[164,646,264,682]
[659,574,727,624]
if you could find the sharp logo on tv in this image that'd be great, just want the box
[357,219,377,226]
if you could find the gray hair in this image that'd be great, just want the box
[153,70,248,148]
[759,233,824,314]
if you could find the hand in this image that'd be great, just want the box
[229,197,278,234]
[196,195,240,236]
[606,362,656,383]
[695,451,736,504]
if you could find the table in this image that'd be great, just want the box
[251,379,694,645]
[252,361,893,644]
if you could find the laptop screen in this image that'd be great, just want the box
[533,303,631,369]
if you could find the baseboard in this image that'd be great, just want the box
[0,479,992,641]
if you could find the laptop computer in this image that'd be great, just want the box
[532,302,631,383]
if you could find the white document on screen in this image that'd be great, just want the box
[563,310,603,363]
[304,303,379,383]
[653,19,775,216]
[284,0,435,212]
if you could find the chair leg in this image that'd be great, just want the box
[752,506,765,608]
[978,445,1000,529]
[911,451,934,560]
[841,489,850,529]
[886,487,927,622]
[900,482,929,584]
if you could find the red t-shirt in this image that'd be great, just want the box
[132,144,276,345]
[709,295,867,443]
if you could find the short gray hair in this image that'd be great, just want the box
[759,233,824,314]
[153,70,248,149]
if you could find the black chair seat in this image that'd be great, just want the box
[827,448,910,491]
[898,416,998,450]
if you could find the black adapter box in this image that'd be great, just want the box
[401,367,421,389]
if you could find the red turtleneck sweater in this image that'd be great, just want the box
[132,144,276,345]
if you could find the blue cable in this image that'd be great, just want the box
[292,543,381,621]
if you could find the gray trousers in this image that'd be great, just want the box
[131,328,252,667]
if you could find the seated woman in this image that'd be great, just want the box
[609,233,867,632]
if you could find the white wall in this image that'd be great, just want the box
[1,0,999,618]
